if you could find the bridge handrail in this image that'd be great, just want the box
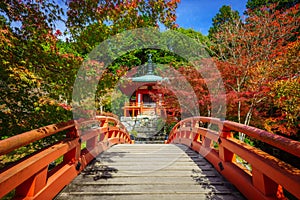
[0,116,132,199]
[0,120,75,156]
[167,116,300,200]
[95,115,128,131]
[168,116,300,157]
[223,120,300,158]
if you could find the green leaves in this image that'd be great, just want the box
[208,5,241,40]
[0,0,81,139]
[66,0,179,48]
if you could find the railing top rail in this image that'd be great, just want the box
[0,116,131,157]
[167,116,300,199]
[0,115,132,199]
[169,116,300,158]
[223,120,300,158]
[95,116,128,131]
[0,120,75,156]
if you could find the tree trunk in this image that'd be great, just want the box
[237,80,245,141]
[238,100,245,141]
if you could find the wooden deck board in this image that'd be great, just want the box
[56,144,244,199]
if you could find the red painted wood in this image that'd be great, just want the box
[0,116,132,199]
[1,116,299,199]
[167,116,300,199]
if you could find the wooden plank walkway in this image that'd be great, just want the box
[56,144,244,200]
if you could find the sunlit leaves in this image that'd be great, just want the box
[66,0,180,43]
[261,39,300,138]
[0,1,80,138]
[208,5,241,40]
[210,3,299,139]
[264,78,300,137]
[246,0,298,11]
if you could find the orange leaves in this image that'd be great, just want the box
[0,29,13,47]
[67,0,180,41]
[209,3,299,131]
[58,103,72,111]
[167,0,180,7]
[54,29,62,36]
[264,77,300,137]
[258,38,299,137]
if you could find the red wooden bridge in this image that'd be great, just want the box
[0,116,299,199]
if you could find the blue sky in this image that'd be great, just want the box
[176,0,248,35]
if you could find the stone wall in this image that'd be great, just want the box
[121,115,164,139]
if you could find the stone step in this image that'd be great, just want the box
[57,193,241,200]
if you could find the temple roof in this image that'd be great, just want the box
[131,74,164,82]
[130,54,165,83]
[119,54,167,96]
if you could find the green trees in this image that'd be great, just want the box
[67,0,180,53]
[208,5,241,40]
[0,0,298,141]
[0,1,80,138]
[0,0,182,138]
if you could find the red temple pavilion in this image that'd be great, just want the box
[120,54,167,118]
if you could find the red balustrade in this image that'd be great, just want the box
[1,115,299,199]
[0,116,132,199]
[166,116,300,200]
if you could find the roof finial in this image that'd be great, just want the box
[147,53,154,75]
[148,53,152,62]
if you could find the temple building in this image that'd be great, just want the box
[119,54,167,139]
[121,54,166,118]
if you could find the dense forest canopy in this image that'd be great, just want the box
[0,0,299,142]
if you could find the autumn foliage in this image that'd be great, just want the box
[151,3,299,139]
[0,1,299,140]
[208,3,299,139]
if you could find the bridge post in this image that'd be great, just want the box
[64,128,81,166]
[15,167,48,198]
[203,137,211,148]
[86,136,97,150]
[218,126,234,162]
[252,167,278,197]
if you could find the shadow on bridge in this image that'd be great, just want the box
[57,143,244,200]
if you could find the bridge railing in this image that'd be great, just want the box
[0,116,132,199]
[166,117,300,200]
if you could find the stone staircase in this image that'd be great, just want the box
[120,115,165,139]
